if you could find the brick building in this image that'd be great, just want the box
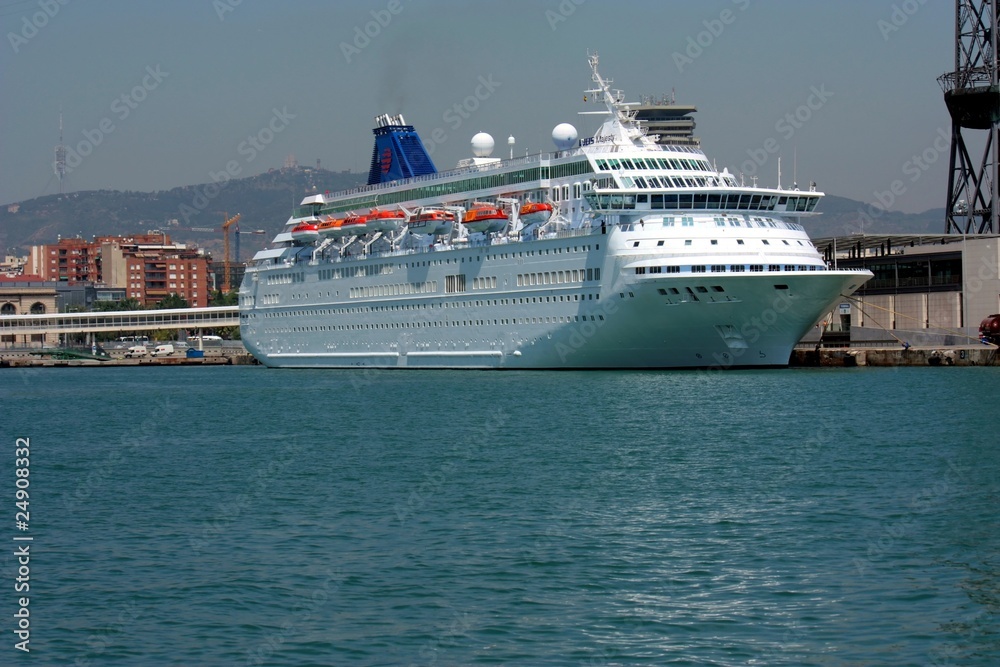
[25,234,213,308]
[27,237,100,283]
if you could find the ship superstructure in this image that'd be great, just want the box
[238,55,871,369]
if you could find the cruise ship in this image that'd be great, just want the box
[238,55,871,369]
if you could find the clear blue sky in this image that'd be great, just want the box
[1,0,955,213]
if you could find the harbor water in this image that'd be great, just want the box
[3,366,999,665]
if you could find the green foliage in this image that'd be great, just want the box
[92,297,143,311]
[157,293,189,310]
[209,290,239,306]
[216,325,241,340]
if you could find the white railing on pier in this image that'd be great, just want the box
[0,306,239,336]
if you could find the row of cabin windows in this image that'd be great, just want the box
[642,193,820,212]
[266,272,305,285]
[350,281,438,299]
[591,193,820,212]
[632,239,804,248]
[656,286,726,295]
[636,264,820,275]
[315,268,603,295]
[516,268,600,286]
[595,157,712,172]
[262,292,602,318]
[619,217,802,233]
[656,215,804,231]
[622,175,715,189]
[265,312,607,335]
[262,296,604,331]
[311,243,602,278]
[472,276,497,290]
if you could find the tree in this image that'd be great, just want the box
[157,293,189,309]
[216,325,241,340]
[92,297,143,312]
[209,289,238,307]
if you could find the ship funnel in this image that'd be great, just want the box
[367,113,437,185]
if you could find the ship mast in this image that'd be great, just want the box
[583,53,658,149]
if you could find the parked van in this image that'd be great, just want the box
[124,345,148,358]
[151,344,175,357]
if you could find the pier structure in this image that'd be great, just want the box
[812,233,999,346]
[940,0,1000,234]
[0,305,238,344]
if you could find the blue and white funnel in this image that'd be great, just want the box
[367,113,437,186]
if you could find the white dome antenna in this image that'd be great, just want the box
[471,132,494,157]
[552,123,577,151]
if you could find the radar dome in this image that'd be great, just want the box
[471,132,494,157]
[552,123,578,151]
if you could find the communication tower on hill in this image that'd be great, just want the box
[53,112,67,194]
[939,0,1000,233]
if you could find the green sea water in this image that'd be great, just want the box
[3,366,999,665]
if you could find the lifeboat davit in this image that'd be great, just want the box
[408,208,454,235]
[339,214,370,236]
[368,208,407,232]
[462,203,508,234]
[519,201,553,226]
[289,222,321,242]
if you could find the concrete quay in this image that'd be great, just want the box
[0,344,259,368]
[790,345,999,367]
[4,343,996,369]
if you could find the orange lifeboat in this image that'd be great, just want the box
[339,213,370,236]
[367,208,407,232]
[462,203,508,234]
[289,222,320,242]
[519,201,553,226]
[317,216,349,238]
[407,208,454,235]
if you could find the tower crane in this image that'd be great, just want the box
[221,213,241,293]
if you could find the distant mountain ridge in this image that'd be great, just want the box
[802,195,947,238]
[0,170,950,258]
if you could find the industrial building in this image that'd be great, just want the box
[815,233,999,346]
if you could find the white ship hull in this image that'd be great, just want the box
[238,55,871,369]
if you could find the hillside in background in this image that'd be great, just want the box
[801,195,946,238]
[0,170,950,261]
[0,167,366,259]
